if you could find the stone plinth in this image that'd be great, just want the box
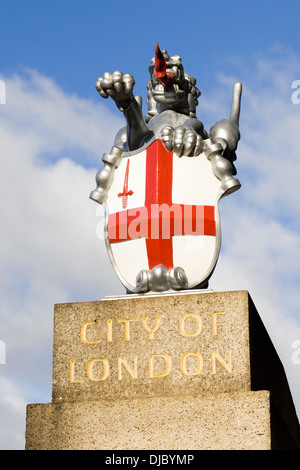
[26,391,272,450]
[25,290,300,450]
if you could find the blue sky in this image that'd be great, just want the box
[1,0,300,449]
[2,0,299,99]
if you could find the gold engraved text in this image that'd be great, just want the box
[70,310,233,384]
[69,360,83,383]
[117,318,137,341]
[80,320,100,344]
[149,354,172,378]
[118,356,138,379]
[142,316,161,339]
[211,350,232,374]
[180,313,202,337]
[107,319,112,342]
[181,351,203,376]
[87,358,109,381]
[211,311,226,335]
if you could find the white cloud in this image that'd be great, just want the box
[207,47,300,422]
[0,377,27,450]
[1,48,300,449]
[0,69,124,449]
[2,69,121,164]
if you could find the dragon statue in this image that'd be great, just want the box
[90,44,242,293]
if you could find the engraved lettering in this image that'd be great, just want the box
[70,310,235,386]
[142,316,161,339]
[117,318,137,341]
[80,320,100,344]
[211,350,232,374]
[87,358,109,381]
[118,356,138,379]
[149,354,172,378]
[69,359,83,383]
[107,319,112,342]
[212,311,226,335]
[180,313,202,337]
[181,351,203,376]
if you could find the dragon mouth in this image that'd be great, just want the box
[153,83,180,93]
[152,83,185,103]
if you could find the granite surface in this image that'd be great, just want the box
[52,290,251,403]
[26,391,271,450]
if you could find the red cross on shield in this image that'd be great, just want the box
[104,138,224,293]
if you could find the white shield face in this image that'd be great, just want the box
[104,138,223,293]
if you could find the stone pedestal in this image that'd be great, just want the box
[25,290,300,450]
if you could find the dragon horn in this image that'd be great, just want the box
[154,43,176,88]
[155,43,167,78]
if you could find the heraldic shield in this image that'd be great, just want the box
[91,44,242,293]
[102,138,232,293]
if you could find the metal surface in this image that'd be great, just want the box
[90,44,242,293]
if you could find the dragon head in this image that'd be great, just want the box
[145,43,201,121]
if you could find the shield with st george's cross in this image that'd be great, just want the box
[104,138,227,293]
